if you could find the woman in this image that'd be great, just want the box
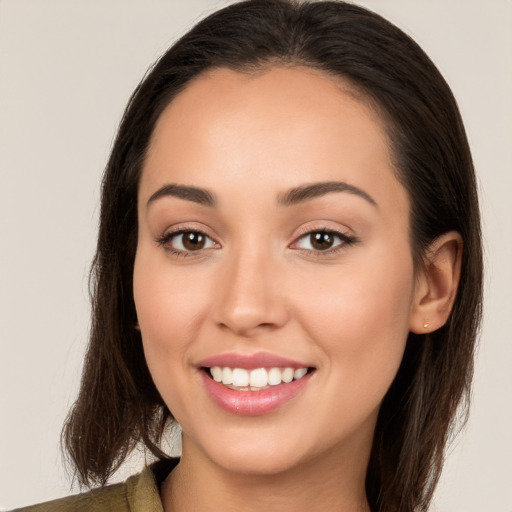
[13,0,483,511]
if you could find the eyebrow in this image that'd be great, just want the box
[147,184,216,207]
[146,180,377,209]
[278,181,377,207]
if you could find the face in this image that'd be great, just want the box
[133,66,416,477]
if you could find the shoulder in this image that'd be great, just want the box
[11,480,129,512]
[10,458,179,512]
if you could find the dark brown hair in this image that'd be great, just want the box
[62,1,483,511]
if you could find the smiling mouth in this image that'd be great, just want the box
[202,366,315,391]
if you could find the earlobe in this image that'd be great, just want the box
[410,231,462,334]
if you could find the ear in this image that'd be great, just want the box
[409,231,462,334]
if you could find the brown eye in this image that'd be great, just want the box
[182,231,206,250]
[160,230,217,253]
[294,229,355,253]
[310,232,335,251]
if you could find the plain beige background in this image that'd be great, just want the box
[1,0,511,510]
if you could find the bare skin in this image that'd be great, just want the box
[133,66,461,512]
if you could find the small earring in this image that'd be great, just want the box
[423,321,429,329]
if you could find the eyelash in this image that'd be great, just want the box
[156,228,216,258]
[291,226,358,257]
[156,227,358,258]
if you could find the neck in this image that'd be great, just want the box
[161,435,372,512]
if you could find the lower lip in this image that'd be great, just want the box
[200,370,313,416]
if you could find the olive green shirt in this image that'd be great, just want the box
[12,459,178,512]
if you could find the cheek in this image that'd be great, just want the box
[133,249,215,420]
[134,245,212,335]
[294,251,415,401]
[133,248,208,375]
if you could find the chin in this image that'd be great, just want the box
[182,425,312,477]
[213,447,307,477]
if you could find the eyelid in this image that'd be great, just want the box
[290,224,358,254]
[154,222,357,257]
[292,222,354,242]
[156,221,219,242]
[155,224,221,256]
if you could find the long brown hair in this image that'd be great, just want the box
[62,1,483,510]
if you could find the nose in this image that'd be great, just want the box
[212,245,289,338]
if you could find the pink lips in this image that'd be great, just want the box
[198,352,312,370]
[198,352,314,416]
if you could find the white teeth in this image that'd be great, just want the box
[249,368,268,388]
[232,368,249,387]
[211,366,222,382]
[222,367,233,385]
[268,367,282,386]
[209,366,310,389]
[282,367,294,383]
[294,368,308,380]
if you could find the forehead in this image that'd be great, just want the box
[140,66,407,215]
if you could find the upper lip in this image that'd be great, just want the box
[197,352,313,370]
